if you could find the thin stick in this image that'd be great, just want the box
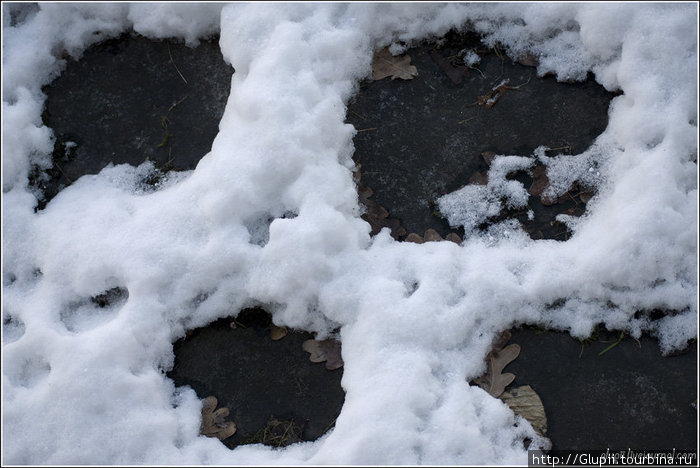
[505,73,532,90]
[168,43,188,85]
[469,66,486,79]
[54,162,73,183]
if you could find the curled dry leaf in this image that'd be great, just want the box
[200,396,237,440]
[500,385,548,437]
[269,325,288,341]
[372,47,418,81]
[476,79,511,108]
[302,338,343,370]
[428,49,469,85]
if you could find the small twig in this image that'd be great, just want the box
[493,44,505,81]
[357,127,377,132]
[545,145,572,154]
[458,116,477,125]
[598,331,625,356]
[168,95,188,113]
[504,73,532,90]
[348,109,366,121]
[322,417,338,434]
[469,65,486,79]
[168,43,188,85]
[54,162,73,184]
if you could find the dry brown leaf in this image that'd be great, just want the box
[476,80,511,108]
[445,232,462,244]
[406,233,424,244]
[200,396,237,440]
[481,151,497,166]
[529,165,558,206]
[270,325,288,341]
[302,338,343,370]
[358,182,405,239]
[372,47,418,81]
[500,385,548,437]
[429,49,469,84]
[423,228,442,242]
[468,171,488,186]
[474,343,521,397]
[517,52,540,68]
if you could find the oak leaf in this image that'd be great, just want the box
[423,228,442,242]
[269,325,288,341]
[406,233,424,244]
[302,338,343,370]
[200,396,237,440]
[445,232,462,244]
[500,385,548,437]
[372,47,418,81]
[474,342,521,397]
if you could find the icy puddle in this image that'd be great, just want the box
[348,31,618,241]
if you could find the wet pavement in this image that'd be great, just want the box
[38,30,697,453]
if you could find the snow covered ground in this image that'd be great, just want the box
[2,3,697,464]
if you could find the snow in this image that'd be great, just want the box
[438,154,534,236]
[2,2,697,465]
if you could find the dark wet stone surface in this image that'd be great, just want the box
[167,309,344,449]
[347,33,615,239]
[37,32,232,209]
[508,327,697,450]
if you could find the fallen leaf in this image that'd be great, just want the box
[302,338,343,370]
[200,396,237,440]
[423,228,442,242]
[468,171,488,186]
[429,49,469,85]
[406,233,424,244]
[500,385,548,437]
[358,182,405,239]
[445,232,462,244]
[517,52,540,68]
[529,165,557,205]
[269,325,288,341]
[372,47,418,81]
[476,79,510,109]
[481,151,497,166]
[473,341,521,398]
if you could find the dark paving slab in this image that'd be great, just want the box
[167,309,344,449]
[37,32,233,209]
[347,32,615,239]
[509,327,697,450]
